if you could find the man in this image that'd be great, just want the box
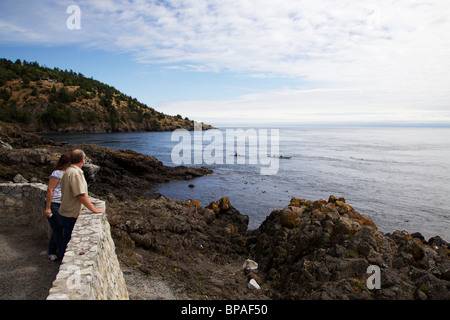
[59,149,104,256]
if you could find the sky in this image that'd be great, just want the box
[1,0,450,127]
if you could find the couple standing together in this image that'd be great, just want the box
[44,149,104,261]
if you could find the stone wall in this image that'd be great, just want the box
[0,183,129,300]
[0,183,51,237]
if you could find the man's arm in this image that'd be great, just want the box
[76,193,104,213]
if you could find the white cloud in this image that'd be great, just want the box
[159,85,450,126]
[4,0,447,79]
[1,0,450,125]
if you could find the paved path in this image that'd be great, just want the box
[0,225,180,300]
[0,225,60,300]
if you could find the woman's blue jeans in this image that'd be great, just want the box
[47,202,64,257]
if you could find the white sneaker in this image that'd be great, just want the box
[48,254,58,261]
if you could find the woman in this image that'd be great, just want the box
[44,153,70,261]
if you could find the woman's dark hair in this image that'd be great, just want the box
[53,153,71,171]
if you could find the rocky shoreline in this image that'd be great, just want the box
[1,122,449,300]
[0,122,212,199]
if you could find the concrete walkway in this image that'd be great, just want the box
[0,225,60,300]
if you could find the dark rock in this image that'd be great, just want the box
[415,273,450,300]
[411,232,426,243]
[428,236,449,250]
[247,196,450,300]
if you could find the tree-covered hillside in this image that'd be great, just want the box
[0,58,209,132]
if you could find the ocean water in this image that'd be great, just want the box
[45,127,450,241]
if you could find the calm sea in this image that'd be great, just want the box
[45,127,450,241]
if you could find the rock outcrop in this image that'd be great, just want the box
[247,196,450,300]
[107,195,260,300]
[107,194,449,300]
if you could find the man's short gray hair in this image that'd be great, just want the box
[70,149,86,164]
